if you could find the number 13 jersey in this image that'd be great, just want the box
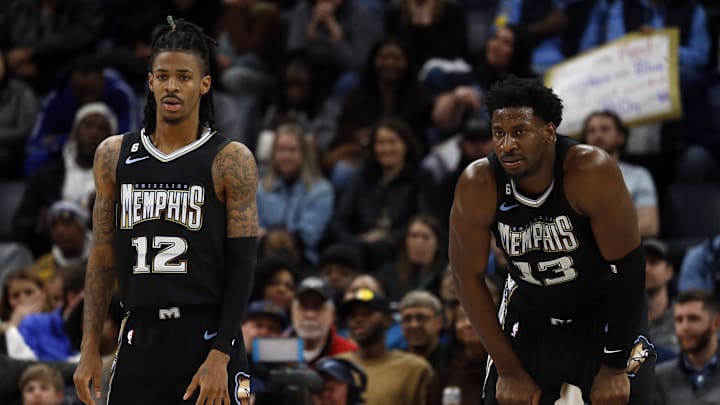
[114,129,230,310]
[488,136,613,320]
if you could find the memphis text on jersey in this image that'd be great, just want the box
[119,183,205,230]
[497,215,579,257]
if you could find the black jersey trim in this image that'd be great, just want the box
[140,128,217,162]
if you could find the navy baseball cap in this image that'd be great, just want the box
[341,288,391,316]
[296,276,333,301]
[245,300,289,329]
[315,357,367,389]
[643,238,668,261]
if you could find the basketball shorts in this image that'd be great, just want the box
[482,277,656,405]
[107,307,250,405]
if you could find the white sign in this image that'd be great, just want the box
[545,29,682,136]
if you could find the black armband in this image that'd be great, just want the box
[603,245,645,369]
[213,237,258,355]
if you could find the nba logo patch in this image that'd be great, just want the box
[127,329,135,346]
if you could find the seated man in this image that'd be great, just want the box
[313,357,367,405]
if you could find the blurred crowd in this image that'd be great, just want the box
[0,0,719,404]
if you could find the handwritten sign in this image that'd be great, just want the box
[544,29,681,137]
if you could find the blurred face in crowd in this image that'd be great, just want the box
[263,269,296,311]
[583,114,625,156]
[285,64,311,107]
[75,113,112,165]
[273,132,303,180]
[375,42,407,85]
[292,292,335,342]
[242,315,284,352]
[644,251,673,293]
[313,377,348,405]
[674,301,720,354]
[486,27,515,71]
[400,305,442,351]
[455,304,482,346]
[373,126,407,171]
[22,379,63,405]
[406,219,438,266]
[321,263,358,295]
[71,71,104,104]
[8,279,45,312]
[50,218,86,257]
[346,304,388,347]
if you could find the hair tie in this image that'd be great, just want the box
[167,15,176,31]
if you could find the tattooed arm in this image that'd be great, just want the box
[73,135,122,404]
[183,141,258,404]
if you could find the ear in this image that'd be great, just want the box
[712,313,720,330]
[200,74,211,95]
[147,72,154,93]
[544,121,557,143]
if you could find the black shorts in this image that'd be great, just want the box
[107,307,250,405]
[482,278,656,405]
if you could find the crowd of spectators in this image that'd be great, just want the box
[0,0,720,404]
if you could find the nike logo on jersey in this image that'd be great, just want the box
[603,347,623,354]
[499,202,519,212]
[125,155,150,165]
[203,330,218,341]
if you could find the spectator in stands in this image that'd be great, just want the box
[678,234,720,298]
[581,110,659,237]
[312,357,367,405]
[257,123,334,265]
[18,364,65,405]
[655,289,720,404]
[330,117,428,270]
[286,0,382,98]
[326,38,433,180]
[241,300,288,355]
[0,354,75,405]
[261,52,340,154]
[0,269,49,327]
[215,0,287,98]
[430,303,487,405]
[14,102,115,257]
[398,290,449,371]
[28,202,91,286]
[384,0,470,78]
[423,116,494,229]
[250,254,298,314]
[337,287,434,405]
[290,276,356,366]
[23,55,137,176]
[431,24,533,134]
[0,49,38,177]
[318,243,363,308]
[1,0,103,91]
[644,238,680,359]
[380,214,447,301]
[18,265,84,361]
[258,228,306,271]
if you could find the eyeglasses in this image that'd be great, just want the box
[400,313,433,324]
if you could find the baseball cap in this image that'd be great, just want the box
[342,287,391,316]
[47,200,89,228]
[643,238,668,261]
[245,300,289,329]
[296,276,333,301]
[315,357,367,390]
[318,244,364,271]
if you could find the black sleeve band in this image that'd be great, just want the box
[213,236,258,355]
[603,244,645,369]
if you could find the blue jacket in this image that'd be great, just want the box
[18,308,76,362]
[24,69,139,175]
[678,235,720,294]
[257,177,334,264]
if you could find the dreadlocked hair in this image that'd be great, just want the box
[143,17,217,135]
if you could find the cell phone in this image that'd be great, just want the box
[252,337,304,363]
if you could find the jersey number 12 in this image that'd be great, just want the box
[131,236,188,274]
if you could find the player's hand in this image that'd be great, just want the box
[183,349,231,405]
[590,364,630,405]
[496,368,541,405]
[73,350,104,404]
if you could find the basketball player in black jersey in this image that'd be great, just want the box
[74,18,257,405]
[450,77,654,405]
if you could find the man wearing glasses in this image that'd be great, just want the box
[398,291,450,372]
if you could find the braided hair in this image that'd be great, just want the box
[144,16,216,135]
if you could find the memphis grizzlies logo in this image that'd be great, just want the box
[119,183,205,230]
[234,372,251,405]
[627,335,656,378]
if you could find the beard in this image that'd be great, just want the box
[683,325,715,354]
[296,320,326,341]
[162,115,184,126]
[354,318,386,347]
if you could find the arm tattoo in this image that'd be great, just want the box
[82,137,121,348]
[213,143,259,238]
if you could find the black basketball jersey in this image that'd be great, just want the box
[488,136,612,319]
[114,129,230,310]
